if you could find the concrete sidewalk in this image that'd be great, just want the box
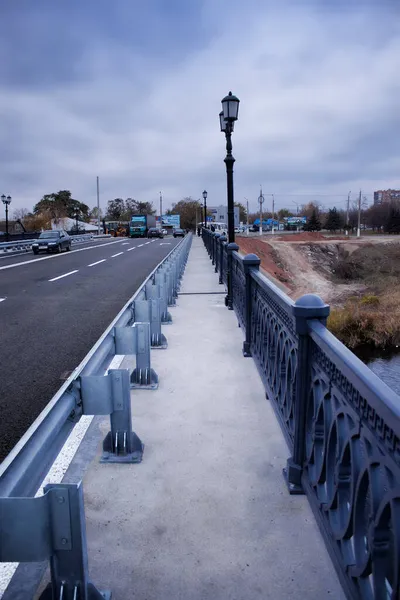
[55,236,344,599]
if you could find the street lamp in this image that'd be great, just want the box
[202,190,208,229]
[1,194,12,241]
[258,189,264,236]
[220,91,240,243]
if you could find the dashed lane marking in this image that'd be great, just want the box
[88,259,106,267]
[49,270,79,282]
[111,252,124,258]
[0,240,125,272]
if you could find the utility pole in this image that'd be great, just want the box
[292,201,299,215]
[346,190,351,236]
[96,176,100,236]
[357,189,361,238]
[159,191,163,229]
[271,193,275,234]
[244,198,249,235]
[258,187,264,236]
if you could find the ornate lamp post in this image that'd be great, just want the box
[202,190,207,229]
[219,91,240,243]
[1,194,12,241]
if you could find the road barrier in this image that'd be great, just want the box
[0,234,192,599]
[202,227,400,600]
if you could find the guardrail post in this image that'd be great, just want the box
[226,242,239,310]
[114,323,158,389]
[219,234,226,284]
[132,322,158,388]
[0,482,110,599]
[80,368,144,464]
[242,254,261,357]
[212,233,216,266]
[135,291,167,349]
[283,294,330,494]
[155,270,172,323]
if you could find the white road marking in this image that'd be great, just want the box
[0,240,125,272]
[0,298,6,302]
[121,242,130,245]
[137,244,144,247]
[111,252,124,258]
[145,241,151,245]
[127,247,136,251]
[88,259,106,267]
[49,270,79,282]
[160,243,172,245]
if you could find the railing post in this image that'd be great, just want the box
[219,234,226,284]
[242,254,261,357]
[0,482,110,600]
[214,232,221,273]
[283,294,330,494]
[226,242,239,310]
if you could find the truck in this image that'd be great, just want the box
[129,214,156,238]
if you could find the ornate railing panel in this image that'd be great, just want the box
[202,229,400,599]
[222,243,228,285]
[231,252,246,327]
[250,271,297,444]
[304,320,400,599]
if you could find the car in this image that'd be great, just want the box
[32,230,71,254]
[147,227,163,239]
[173,228,185,238]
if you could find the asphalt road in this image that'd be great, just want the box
[0,236,180,461]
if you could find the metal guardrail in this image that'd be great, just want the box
[202,227,400,600]
[0,234,95,254]
[0,234,192,599]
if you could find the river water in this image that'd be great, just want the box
[366,352,400,396]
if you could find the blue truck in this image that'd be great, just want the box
[129,214,156,238]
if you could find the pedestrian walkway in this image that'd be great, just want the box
[42,236,345,599]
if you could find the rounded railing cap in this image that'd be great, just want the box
[295,293,327,308]
[243,253,260,264]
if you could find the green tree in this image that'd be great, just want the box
[133,201,155,215]
[34,190,89,222]
[89,206,103,220]
[277,208,294,220]
[324,207,343,232]
[385,205,400,234]
[304,209,322,231]
[167,197,202,230]
[234,202,247,222]
[106,198,125,220]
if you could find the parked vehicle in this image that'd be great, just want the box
[105,221,129,237]
[32,230,71,254]
[129,214,156,238]
[173,228,185,238]
[147,227,163,239]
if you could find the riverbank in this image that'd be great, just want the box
[237,234,400,351]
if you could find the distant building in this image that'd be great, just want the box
[374,189,400,205]
[208,205,240,227]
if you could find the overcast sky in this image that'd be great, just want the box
[1,0,399,216]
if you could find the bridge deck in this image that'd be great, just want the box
[41,236,345,599]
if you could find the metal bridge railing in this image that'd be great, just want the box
[0,234,192,599]
[202,229,400,600]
